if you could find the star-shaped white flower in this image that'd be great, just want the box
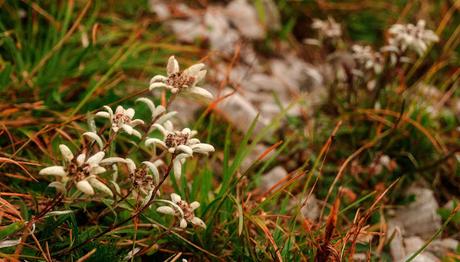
[156,193,206,229]
[312,17,342,39]
[351,45,383,74]
[149,56,214,101]
[96,105,144,138]
[385,20,439,56]
[145,121,214,179]
[39,145,112,196]
[124,158,164,195]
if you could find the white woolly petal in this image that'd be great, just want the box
[179,218,188,228]
[173,159,182,180]
[39,166,67,176]
[95,111,111,119]
[100,157,127,165]
[111,164,118,181]
[152,106,166,119]
[149,82,167,91]
[112,125,120,132]
[145,138,166,148]
[86,151,105,166]
[142,161,160,185]
[76,153,86,166]
[163,120,174,132]
[188,86,214,100]
[190,201,200,211]
[150,75,167,84]
[103,106,113,118]
[191,143,215,154]
[151,123,169,136]
[188,138,200,145]
[175,153,191,161]
[167,56,180,75]
[156,111,177,124]
[91,166,106,175]
[177,145,193,155]
[138,189,151,205]
[195,69,207,83]
[156,206,176,215]
[121,124,134,135]
[48,181,66,192]
[184,63,205,77]
[59,144,74,162]
[171,193,182,203]
[76,180,95,195]
[125,108,135,118]
[125,158,137,174]
[191,217,206,229]
[131,129,142,139]
[152,159,164,167]
[83,132,104,149]
[89,177,113,197]
[136,97,156,115]
[130,119,144,127]
[115,105,124,115]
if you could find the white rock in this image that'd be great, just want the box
[390,186,441,239]
[205,8,240,54]
[225,0,265,39]
[428,238,459,257]
[241,144,272,171]
[403,252,439,262]
[216,88,268,132]
[149,0,171,20]
[260,166,287,192]
[300,195,320,221]
[169,18,206,43]
[389,225,406,261]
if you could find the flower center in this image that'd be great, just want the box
[113,113,131,126]
[165,132,189,148]
[130,168,153,191]
[177,200,194,220]
[68,162,91,181]
[166,72,195,90]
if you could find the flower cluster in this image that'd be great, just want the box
[38,55,214,237]
[150,56,214,101]
[125,158,164,196]
[384,20,439,56]
[39,145,112,196]
[311,17,342,39]
[351,45,384,75]
[96,105,144,138]
[146,120,214,179]
[157,193,206,229]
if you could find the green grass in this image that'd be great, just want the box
[1,0,460,261]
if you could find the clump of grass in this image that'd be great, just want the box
[1,1,459,261]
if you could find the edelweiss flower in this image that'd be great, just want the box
[352,45,384,74]
[146,121,215,155]
[96,105,144,138]
[384,20,439,56]
[145,121,215,179]
[312,17,342,39]
[125,158,164,195]
[156,193,206,229]
[39,145,112,196]
[149,56,214,100]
